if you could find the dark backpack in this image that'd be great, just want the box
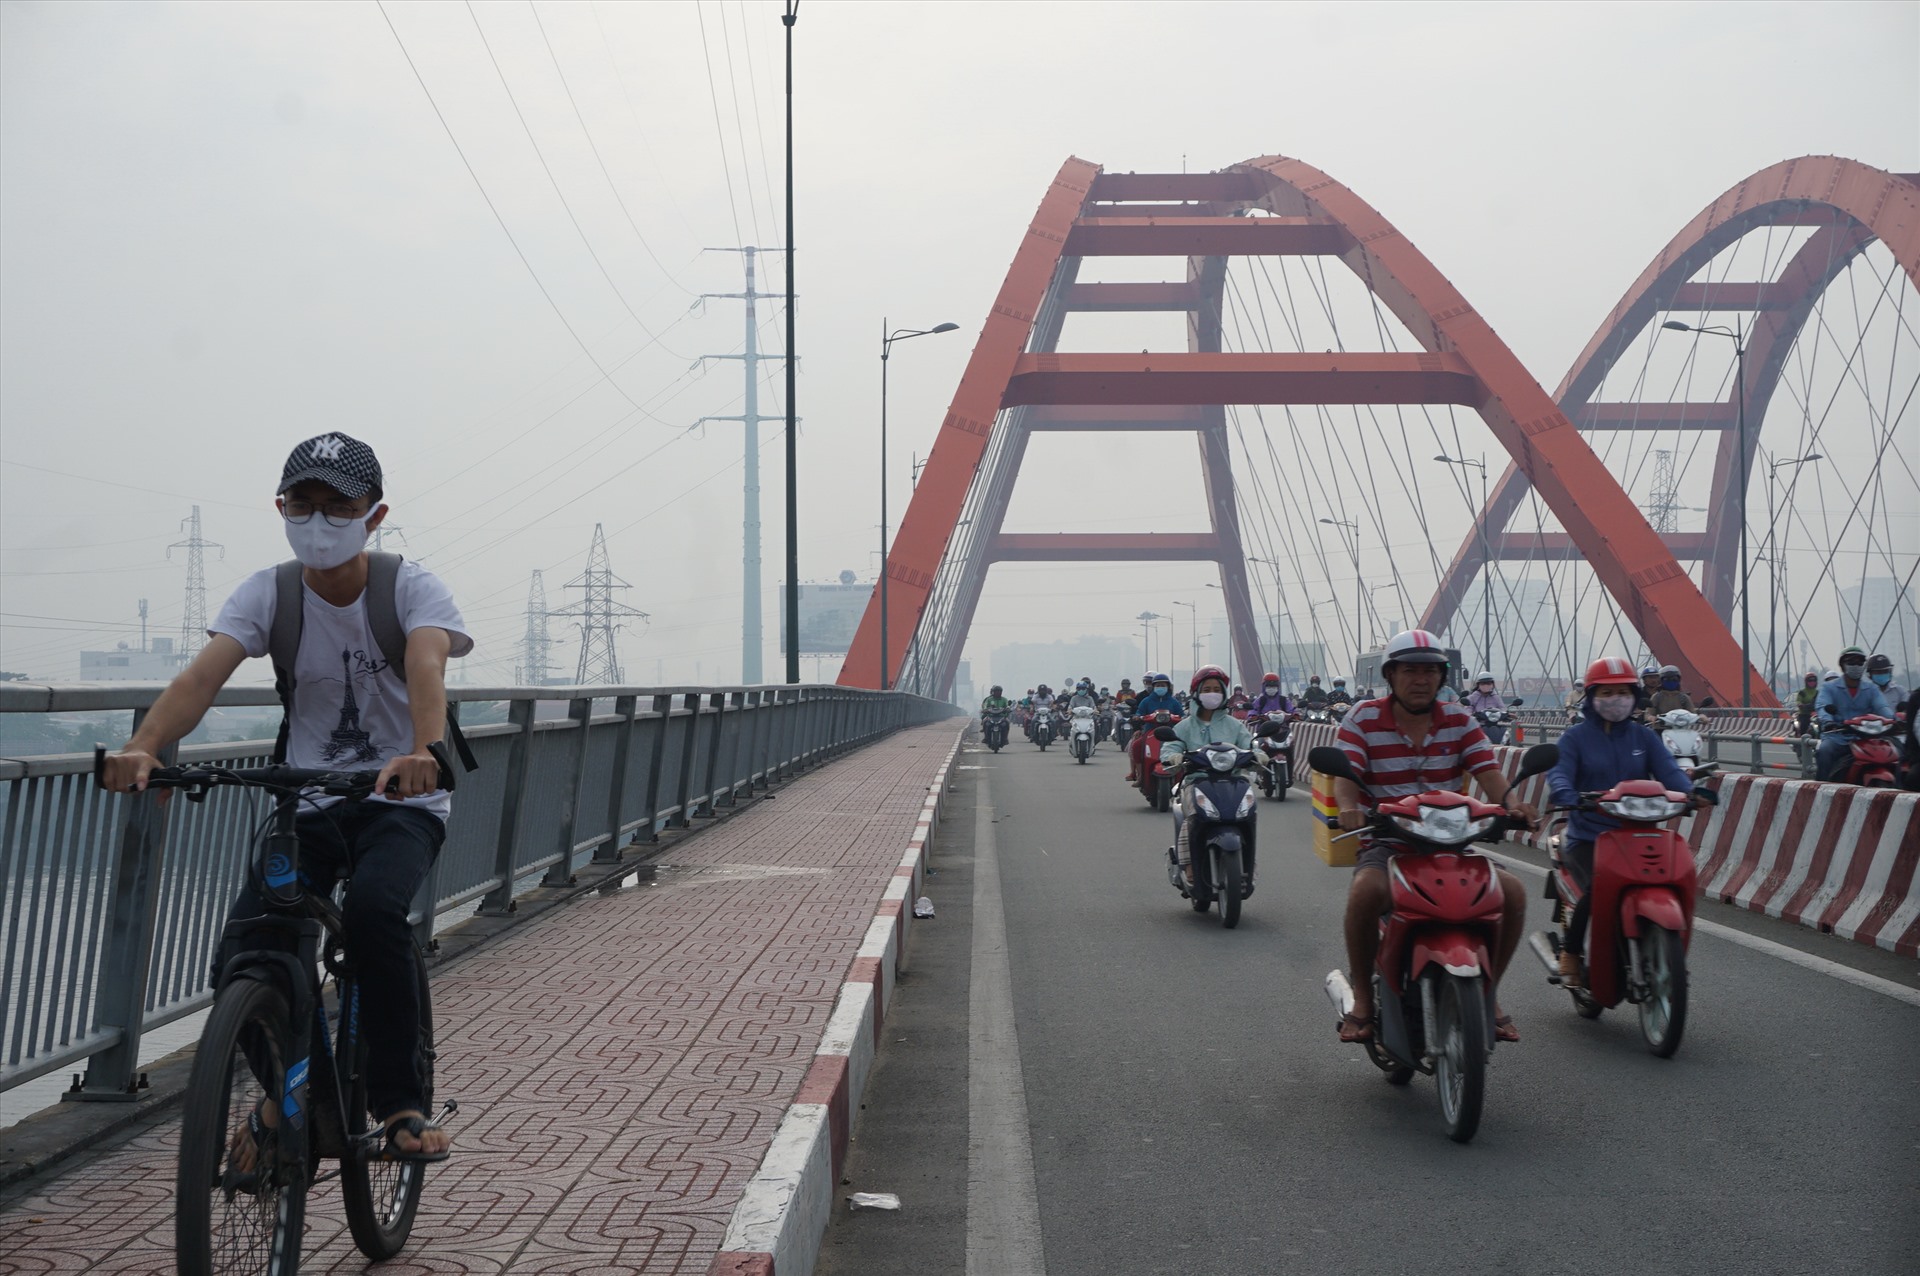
[267,552,477,772]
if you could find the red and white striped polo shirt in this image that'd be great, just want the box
[1335,696,1498,807]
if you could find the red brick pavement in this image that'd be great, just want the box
[0,721,965,1275]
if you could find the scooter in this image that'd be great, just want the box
[981,709,1011,753]
[1130,711,1182,810]
[1298,705,1335,727]
[1069,704,1098,763]
[1474,699,1523,745]
[1526,767,1718,1058]
[1095,705,1114,744]
[1159,735,1258,928]
[1112,707,1135,752]
[1032,705,1054,751]
[1250,713,1293,801]
[1656,709,1705,775]
[1831,715,1900,786]
[1310,743,1557,1144]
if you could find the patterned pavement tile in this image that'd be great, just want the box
[0,721,961,1274]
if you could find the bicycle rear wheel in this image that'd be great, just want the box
[340,942,435,1259]
[176,978,306,1276]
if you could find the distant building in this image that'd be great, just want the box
[79,637,181,681]
[1840,577,1917,678]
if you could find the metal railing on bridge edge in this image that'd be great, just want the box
[0,680,959,1105]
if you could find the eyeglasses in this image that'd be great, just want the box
[282,499,366,527]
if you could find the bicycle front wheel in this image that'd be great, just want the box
[176,978,306,1276]
[340,943,434,1259]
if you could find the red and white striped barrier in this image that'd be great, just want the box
[707,729,963,1276]
[1294,721,1920,958]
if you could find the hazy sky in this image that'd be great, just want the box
[2,0,1915,692]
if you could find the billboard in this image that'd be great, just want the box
[779,576,873,656]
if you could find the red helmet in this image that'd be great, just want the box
[1190,664,1231,693]
[1260,671,1280,685]
[1583,655,1640,688]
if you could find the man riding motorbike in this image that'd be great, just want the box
[1300,676,1330,711]
[1545,656,1704,986]
[1640,665,1661,699]
[1249,673,1291,718]
[1464,672,1510,744]
[1114,678,1137,710]
[1815,647,1892,781]
[1792,672,1821,736]
[1327,677,1355,708]
[981,685,1011,715]
[1868,654,1907,713]
[1169,665,1254,887]
[1125,673,1182,782]
[1643,665,1695,722]
[1331,630,1536,1045]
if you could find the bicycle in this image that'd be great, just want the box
[95,744,457,1275]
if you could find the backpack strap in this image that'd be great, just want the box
[268,560,306,765]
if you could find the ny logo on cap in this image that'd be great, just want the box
[310,435,347,462]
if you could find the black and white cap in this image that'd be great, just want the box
[278,433,383,501]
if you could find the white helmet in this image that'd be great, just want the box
[1823,669,1841,682]
[1382,628,1450,668]
[1475,670,1496,684]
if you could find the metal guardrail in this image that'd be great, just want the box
[1507,719,1818,777]
[0,681,957,1102]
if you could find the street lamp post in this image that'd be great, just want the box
[1762,450,1822,690]
[1319,517,1362,672]
[1663,318,1754,706]
[1170,599,1200,682]
[1435,453,1491,672]
[1137,610,1163,671]
[878,320,959,689]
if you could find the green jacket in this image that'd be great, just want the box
[981,696,1011,714]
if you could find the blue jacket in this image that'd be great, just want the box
[1815,679,1891,728]
[1132,689,1182,720]
[1547,695,1695,844]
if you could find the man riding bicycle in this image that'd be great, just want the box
[100,434,469,1163]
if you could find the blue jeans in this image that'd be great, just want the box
[1816,736,1854,782]
[216,802,443,1120]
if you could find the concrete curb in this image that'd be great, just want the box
[705,728,963,1276]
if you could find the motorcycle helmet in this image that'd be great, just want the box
[1866,653,1893,673]
[1190,663,1230,694]
[1583,655,1646,709]
[1309,675,1322,685]
[1260,671,1280,694]
[990,685,1002,696]
[1381,628,1450,671]
[1658,664,1680,677]
[1837,646,1867,678]
[1823,669,1840,682]
[1037,684,1050,696]
[1120,678,1133,688]
[1475,670,1495,684]
[1803,671,1819,685]
[1332,677,1347,687]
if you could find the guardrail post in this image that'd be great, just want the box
[70,717,173,1101]
[544,696,593,886]
[744,690,768,791]
[670,692,702,828]
[698,691,728,814]
[480,698,537,914]
[775,689,797,779]
[716,691,746,807]
[639,693,674,841]
[596,694,640,862]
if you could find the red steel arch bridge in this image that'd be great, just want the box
[838,155,1920,707]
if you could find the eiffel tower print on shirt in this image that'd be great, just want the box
[322,647,381,763]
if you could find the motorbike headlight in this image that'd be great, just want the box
[1854,719,1888,736]
[1389,805,1496,845]
[1236,790,1258,818]
[1193,790,1220,819]
[1599,795,1688,821]
[1209,749,1236,773]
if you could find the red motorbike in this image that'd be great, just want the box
[1310,744,1556,1143]
[1528,770,1717,1058]
[1833,715,1900,787]
[1130,711,1182,811]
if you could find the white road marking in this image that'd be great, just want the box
[967,774,1048,1276]
[1483,850,1920,1009]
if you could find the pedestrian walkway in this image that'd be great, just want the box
[0,720,966,1276]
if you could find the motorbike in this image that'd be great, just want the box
[1829,715,1900,787]
[1527,766,1717,1057]
[981,709,1011,753]
[1310,743,1557,1144]
[1095,705,1115,744]
[1032,704,1055,751]
[1069,704,1099,763]
[1112,706,1135,752]
[1130,711,1182,810]
[1017,705,1035,740]
[1656,709,1705,775]
[1298,705,1335,727]
[1250,713,1293,801]
[1473,699,1523,745]
[1159,735,1258,928]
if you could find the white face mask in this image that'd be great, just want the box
[283,509,375,570]
[1594,695,1634,723]
[1198,691,1225,711]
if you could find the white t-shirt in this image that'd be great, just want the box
[210,560,473,819]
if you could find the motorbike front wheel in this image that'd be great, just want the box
[1638,925,1688,1057]
[1271,762,1289,801]
[1153,775,1171,813]
[1433,973,1489,1143]
[1214,846,1242,929]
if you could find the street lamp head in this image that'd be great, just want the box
[1662,320,1692,332]
[1434,454,1454,463]
[930,323,959,334]
[1802,453,1822,463]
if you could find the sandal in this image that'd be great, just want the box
[1337,1011,1373,1043]
[375,1114,451,1163]
[1494,1014,1520,1044]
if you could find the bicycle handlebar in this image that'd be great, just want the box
[95,741,456,799]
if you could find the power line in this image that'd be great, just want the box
[695,1,747,248]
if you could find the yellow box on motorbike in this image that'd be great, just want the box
[1310,771,1353,867]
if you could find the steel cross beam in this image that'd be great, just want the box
[1002,352,1481,409]
[988,533,1233,562]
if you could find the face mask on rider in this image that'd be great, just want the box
[1263,684,1279,696]
[1871,672,1892,688]
[283,507,378,570]
[1593,693,1635,723]
[1198,691,1225,711]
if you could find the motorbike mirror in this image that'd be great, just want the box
[1153,726,1179,742]
[1307,746,1354,780]
[1514,743,1560,781]
[1256,720,1283,737]
[1509,698,1524,707]
[1690,762,1719,779]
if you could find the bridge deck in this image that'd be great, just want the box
[0,721,965,1276]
